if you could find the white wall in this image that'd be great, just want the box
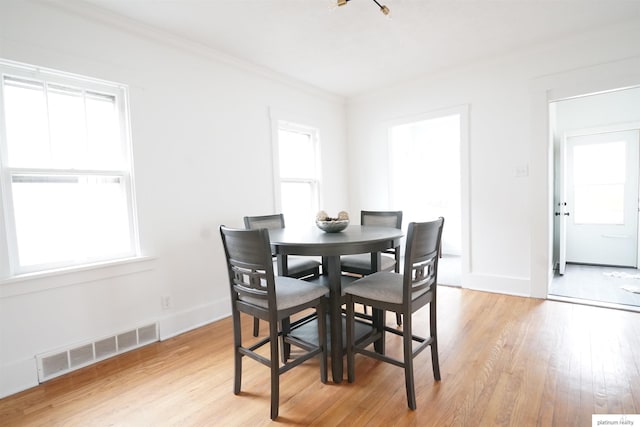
[346,18,640,297]
[0,0,347,398]
[555,88,640,133]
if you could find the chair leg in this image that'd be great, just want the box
[430,301,441,381]
[232,308,242,395]
[317,300,328,383]
[372,308,385,354]
[402,313,417,410]
[346,296,356,383]
[253,317,260,337]
[280,317,291,363]
[269,319,280,420]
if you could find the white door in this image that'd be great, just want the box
[557,139,568,274]
[563,130,640,267]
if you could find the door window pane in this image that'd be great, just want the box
[573,141,625,224]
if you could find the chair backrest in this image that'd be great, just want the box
[361,210,403,229]
[402,218,444,304]
[220,225,277,310]
[244,214,285,230]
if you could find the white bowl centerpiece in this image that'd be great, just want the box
[316,210,350,233]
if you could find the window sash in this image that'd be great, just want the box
[3,75,126,171]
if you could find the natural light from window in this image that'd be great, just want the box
[573,140,625,225]
[0,62,138,274]
[277,124,320,228]
[389,114,461,255]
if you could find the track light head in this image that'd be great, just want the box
[337,0,390,15]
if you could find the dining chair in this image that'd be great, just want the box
[220,225,328,420]
[341,210,403,325]
[344,217,444,410]
[244,213,322,336]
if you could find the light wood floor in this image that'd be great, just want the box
[1,286,639,426]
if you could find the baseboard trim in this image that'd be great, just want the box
[158,298,229,340]
[464,273,531,297]
[0,358,39,399]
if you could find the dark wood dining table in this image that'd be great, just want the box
[267,225,404,383]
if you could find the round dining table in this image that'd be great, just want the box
[268,225,404,383]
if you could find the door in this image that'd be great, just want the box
[562,130,640,267]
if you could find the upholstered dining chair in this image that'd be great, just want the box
[244,213,321,336]
[341,210,403,325]
[219,225,328,420]
[344,217,444,410]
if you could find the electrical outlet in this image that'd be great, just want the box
[161,295,171,310]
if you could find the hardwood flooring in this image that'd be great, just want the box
[1,286,639,426]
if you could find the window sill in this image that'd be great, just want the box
[0,256,156,298]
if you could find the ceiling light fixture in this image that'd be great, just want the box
[337,0,390,16]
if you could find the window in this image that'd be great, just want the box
[572,140,626,225]
[0,60,139,276]
[274,121,321,228]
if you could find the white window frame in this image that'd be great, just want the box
[0,59,140,278]
[271,118,322,223]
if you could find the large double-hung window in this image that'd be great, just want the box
[0,60,139,277]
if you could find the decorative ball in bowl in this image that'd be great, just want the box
[316,210,350,233]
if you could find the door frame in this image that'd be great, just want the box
[384,104,470,286]
[557,123,640,270]
[529,56,640,300]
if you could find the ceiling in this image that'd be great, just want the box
[76,0,640,97]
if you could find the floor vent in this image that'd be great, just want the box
[36,323,158,382]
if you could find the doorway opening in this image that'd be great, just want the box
[388,111,463,287]
[550,86,640,310]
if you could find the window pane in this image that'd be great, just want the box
[573,141,625,184]
[281,182,315,228]
[3,77,124,171]
[86,92,123,169]
[574,184,624,224]
[3,77,50,168]
[278,129,316,179]
[48,84,86,168]
[573,141,626,224]
[12,175,133,267]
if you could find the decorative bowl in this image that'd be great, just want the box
[316,219,349,233]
